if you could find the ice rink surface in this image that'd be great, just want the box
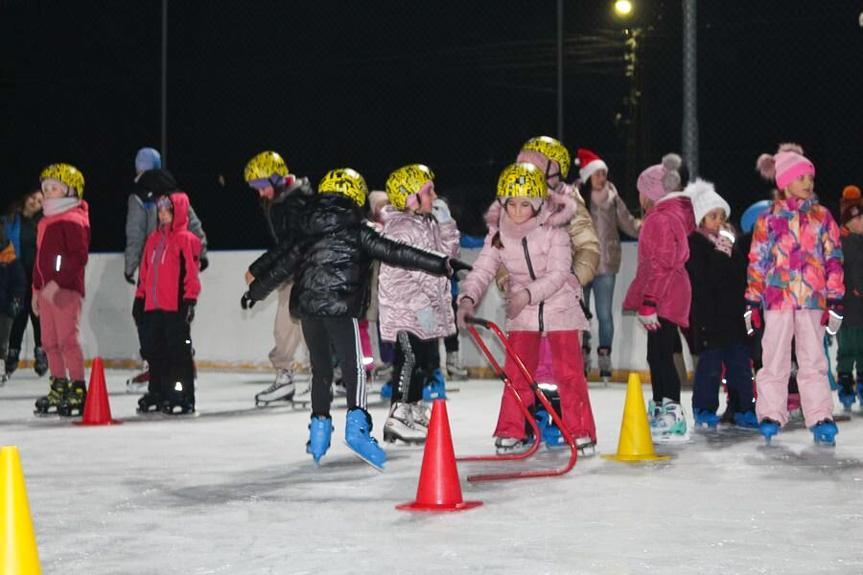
[2,370,863,575]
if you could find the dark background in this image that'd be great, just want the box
[2,1,862,249]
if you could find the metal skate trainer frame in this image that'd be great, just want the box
[459,317,578,482]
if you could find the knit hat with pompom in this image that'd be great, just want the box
[756,143,815,191]
[636,153,683,201]
[841,185,863,227]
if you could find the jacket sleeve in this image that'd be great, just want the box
[248,241,302,302]
[568,190,600,286]
[822,211,845,301]
[642,217,682,302]
[744,213,771,303]
[182,234,203,302]
[187,205,208,262]
[359,223,449,276]
[458,236,502,306]
[615,196,641,239]
[135,234,153,300]
[439,220,461,260]
[54,221,89,291]
[124,195,147,276]
[523,229,572,304]
[249,243,287,278]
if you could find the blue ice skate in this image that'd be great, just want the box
[837,373,856,411]
[759,419,780,444]
[379,381,393,400]
[733,410,758,429]
[693,408,720,430]
[422,368,447,401]
[345,408,387,470]
[856,378,863,406]
[306,415,333,465]
[811,419,838,446]
[534,409,565,447]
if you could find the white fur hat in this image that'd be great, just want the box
[684,178,731,225]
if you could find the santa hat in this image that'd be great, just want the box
[637,153,683,201]
[841,185,863,227]
[684,178,731,225]
[576,149,608,183]
[756,143,815,191]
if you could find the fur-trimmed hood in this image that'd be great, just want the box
[484,190,577,232]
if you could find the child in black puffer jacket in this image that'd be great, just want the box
[0,226,25,384]
[242,167,467,470]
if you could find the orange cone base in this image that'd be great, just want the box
[74,419,122,427]
[601,453,671,462]
[396,500,483,512]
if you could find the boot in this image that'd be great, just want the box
[693,408,720,430]
[137,392,163,414]
[446,351,468,380]
[344,408,387,470]
[838,372,856,411]
[422,368,446,401]
[306,414,333,464]
[6,348,19,375]
[759,418,780,444]
[33,347,48,377]
[597,346,612,382]
[811,419,838,446]
[34,377,68,415]
[58,380,87,417]
[383,402,427,444]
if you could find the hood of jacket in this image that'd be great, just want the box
[653,193,696,235]
[484,190,577,234]
[136,169,178,202]
[300,193,363,236]
[167,192,191,233]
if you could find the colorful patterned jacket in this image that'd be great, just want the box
[745,196,844,310]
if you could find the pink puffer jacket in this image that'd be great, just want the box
[459,193,588,332]
[622,193,696,327]
[377,206,460,342]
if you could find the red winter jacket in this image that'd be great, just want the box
[135,192,202,311]
[34,200,90,297]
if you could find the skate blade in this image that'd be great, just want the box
[291,401,310,410]
[653,433,691,445]
[343,441,385,471]
[382,432,426,445]
[255,396,295,407]
[32,410,61,418]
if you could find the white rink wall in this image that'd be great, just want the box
[17,244,670,371]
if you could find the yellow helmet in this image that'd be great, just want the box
[496,162,547,200]
[39,163,85,198]
[385,164,435,211]
[318,168,368,207]
[521,136,571,179]
[244,151,288,183]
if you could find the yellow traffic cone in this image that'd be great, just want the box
[601,373,672,462]
[1,446,42,574]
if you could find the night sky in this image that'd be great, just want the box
[3,1,862,249]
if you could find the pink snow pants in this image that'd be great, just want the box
[757,310,833,428]
[495,330,596,441]
[39,288,85,381]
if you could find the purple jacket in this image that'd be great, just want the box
[459,193,588,333]
[377,206,460,342]
[622,193,696,327]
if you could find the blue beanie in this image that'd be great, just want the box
[135,147,162,172]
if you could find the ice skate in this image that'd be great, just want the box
[136,392,163,414]
[255,369,295,406]
[57,380,87,417]
[306,414,333,464]
[534,408,565,448]
[811,419,838,446]
[33,346,48,377]
[494,436,534,455]
[651,400,689,444]
[422,368,447,401]
[126,362,149,394]
[410,401,431,430]
[576,436,597,457]
[733,410,758,429]
[446,351,468,381]
[0,361,6,386]
[379,381,393,400]
[162,383,195,415]
[383,402,427,444]
[34,377,68,416]
[291,381,311,408]
[856,376,863,408]
[838,373,856,411]
[693,408,720,430]
[5,349,18,375]
[344,408,386,470]
[597,346,612,385]
[759,418,780,444]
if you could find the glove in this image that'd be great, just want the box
[743,301,762,336]
[181,300,196,324]
[124,272,136,285]
[456,298,475,328]
[8,298,22,319]
[712,229,735,257]
[414,306,438,332]
[448,258,472,277]
[431,199,453,224]
[245,270,255,286]
[132,297,145,326]
[637,297,660,331]
[199,257,209,272]
[506,289,531,319]
[240,291,257,310]
[41,280,60,305]
[822,300,843,336]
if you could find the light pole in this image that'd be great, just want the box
[557,0,564,141]
[682,0,698,178]
[161,0,168,167]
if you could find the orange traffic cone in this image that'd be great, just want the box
[1,446,42,574]
[75,357,121,426]
[396,400,482,512]
[601,372,671,462]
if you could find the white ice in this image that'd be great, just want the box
[2,370,863,575]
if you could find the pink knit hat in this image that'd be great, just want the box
[636,153,683,201]
[756,143,815,191]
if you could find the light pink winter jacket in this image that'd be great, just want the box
[622,193,696,327]
[377,206,460,342]
[459,193,588,332]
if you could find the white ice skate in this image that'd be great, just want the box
[576,436,597,457]
[291,379,312,409]
[383,402,427,444]
[410,402,431,430]
[255,369,295,406]
[125,360,149,394]
[446,351,468,381]
[651,400,690,444]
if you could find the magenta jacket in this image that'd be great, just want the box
[35,200,90,297]
[458,193,588,333]
[622,193,696,327]
[377,206,460,342]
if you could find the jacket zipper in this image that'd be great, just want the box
[152,230,166,307]
[521,237,543,332]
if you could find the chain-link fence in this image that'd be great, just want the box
[2,1,862,249]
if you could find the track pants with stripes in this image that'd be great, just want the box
[302,317,367,417]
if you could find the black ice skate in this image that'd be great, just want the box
[33,347,49,377]
[34,377,68,416]
[161,385,196,416]
[57,380,87,417]
[136,392,163,414]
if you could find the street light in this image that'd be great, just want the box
[614,0,633,17]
